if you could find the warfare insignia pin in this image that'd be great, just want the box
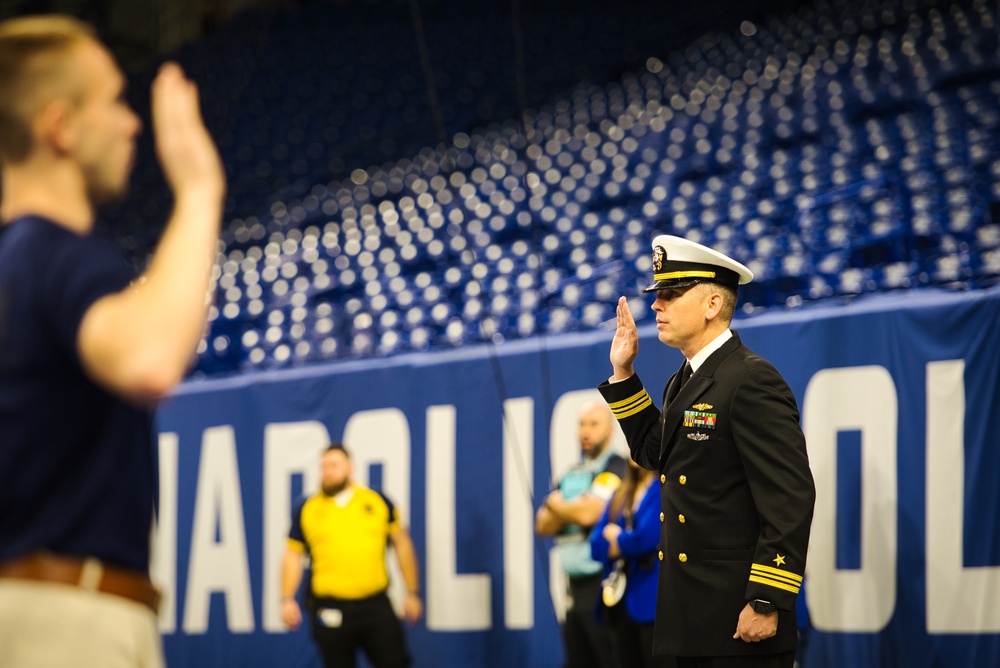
[652,245,666,272]
[692,403,713,411]
[683,410,717,430]
[687,432,709,441]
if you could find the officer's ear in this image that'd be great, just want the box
[702,286,724,322]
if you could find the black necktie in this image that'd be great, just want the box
[667,362,692,404]
[679,362,693,388]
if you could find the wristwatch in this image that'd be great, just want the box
[750,599,777,615]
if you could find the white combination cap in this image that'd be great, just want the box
[643,235,754,293]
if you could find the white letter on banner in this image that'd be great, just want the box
[262,421,330,632]
[926,360,1000,632]
[425,405,491,630]
[151,432,178,634]
[343,409,411,616]
[803,366,897,632]
[182,426,255,633]
[503,397,533,629]
[548,549,567,625]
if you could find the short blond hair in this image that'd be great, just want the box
[0,15,95,164]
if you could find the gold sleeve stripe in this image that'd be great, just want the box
[750,569,802,589]
[751,564,803,583]
[614,397,653,419]
[607,390,653,419]
[653,270,717,281]
[607,390,649,409]
[748,575,801,595]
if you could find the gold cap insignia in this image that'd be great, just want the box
[652,245,665,272]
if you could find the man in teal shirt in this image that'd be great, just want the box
[537,401,627,668]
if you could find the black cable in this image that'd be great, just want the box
[484,0,568,623]
[407,0,450,154]
[510,0,531,136]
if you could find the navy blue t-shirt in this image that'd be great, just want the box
[0,216,155,572]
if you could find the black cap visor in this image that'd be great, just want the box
[642,277,707,292]
[642,261,740,293]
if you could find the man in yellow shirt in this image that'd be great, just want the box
[281,443,422,668]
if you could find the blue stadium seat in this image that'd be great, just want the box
[97,0,1000,375]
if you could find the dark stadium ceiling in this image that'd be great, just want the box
[0,0,271,71]
[0,0,820,73]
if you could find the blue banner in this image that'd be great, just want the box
[154,286,1000,667]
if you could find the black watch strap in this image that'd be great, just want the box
[750,599,777,614]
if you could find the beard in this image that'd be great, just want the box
[321,479,349,497]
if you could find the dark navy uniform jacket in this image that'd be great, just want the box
[598,331,815,658]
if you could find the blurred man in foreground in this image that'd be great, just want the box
[0,15,224,667]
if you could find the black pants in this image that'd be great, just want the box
[309,592,410,668]
[563,574,619,668]
[605,603,676,668]
[676,652,795,668]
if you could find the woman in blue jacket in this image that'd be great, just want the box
[591,459,675,668]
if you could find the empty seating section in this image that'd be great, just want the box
[115,0,1000,375]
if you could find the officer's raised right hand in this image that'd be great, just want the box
[610,296,638,380]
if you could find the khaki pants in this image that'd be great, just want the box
[0,579,164,668]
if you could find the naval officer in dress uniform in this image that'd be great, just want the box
[597,235,815,668]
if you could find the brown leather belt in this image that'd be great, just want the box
[0,552,160,613]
